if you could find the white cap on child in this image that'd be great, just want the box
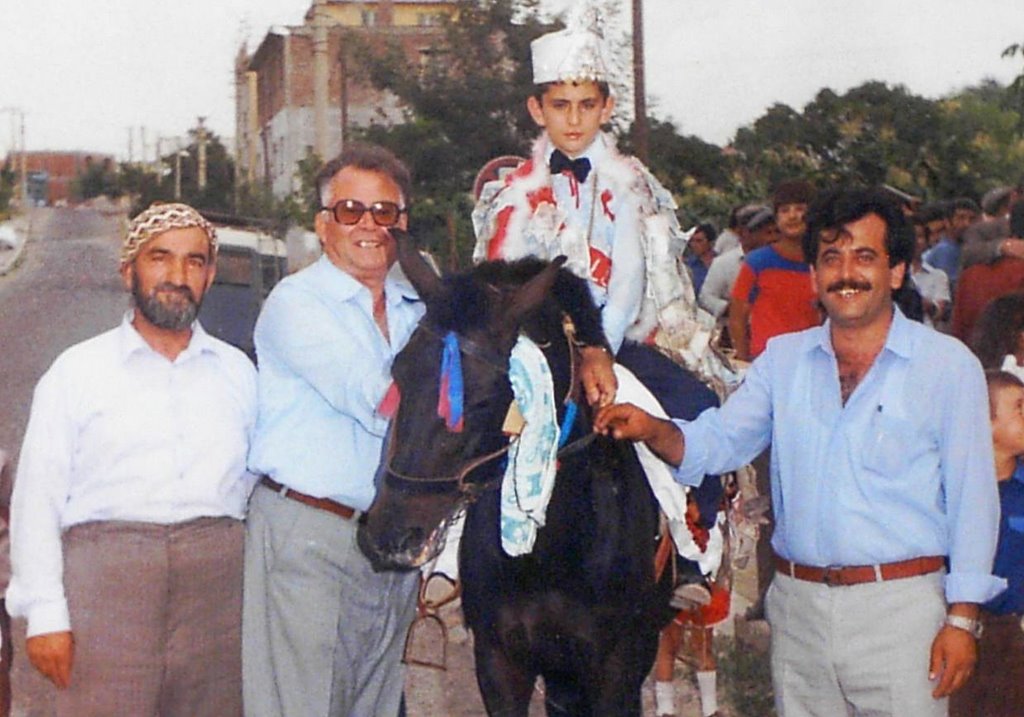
[530,1,609,84]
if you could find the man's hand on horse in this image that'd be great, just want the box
[593,403,684,467]
[579,346,617,407]
[27,630,74,689]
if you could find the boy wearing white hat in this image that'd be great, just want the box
[472,8,735,717]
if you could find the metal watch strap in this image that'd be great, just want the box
[945,614,983,639]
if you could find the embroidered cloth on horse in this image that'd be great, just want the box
[501,335,561,556]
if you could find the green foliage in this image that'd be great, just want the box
[715,635,776,717]
[73,158,122,201]
[276,147,322,231]
[117,162,164,215]
[0,162,14,217]
[1002,41,1024,134]
[168,125,236,213]
[348,1,1024,254]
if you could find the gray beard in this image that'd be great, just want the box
[132,275,201,331]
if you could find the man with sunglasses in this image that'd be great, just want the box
[243,144,422,717]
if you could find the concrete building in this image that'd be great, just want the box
[236,0,455,198]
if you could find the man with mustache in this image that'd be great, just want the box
[7,203,257,716]
[596,187,1004,716]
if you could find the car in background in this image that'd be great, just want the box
[198,223,287,363]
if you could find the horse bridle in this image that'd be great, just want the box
[381,313,591,499]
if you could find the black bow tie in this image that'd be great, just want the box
[549,150,592,184]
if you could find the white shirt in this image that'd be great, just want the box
[699,246,744,318]
[910,261,951,328]
[8,313,257,637]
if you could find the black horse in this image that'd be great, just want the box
[358,238,673,716]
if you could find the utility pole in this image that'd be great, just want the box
[127,127,134,163]
[2,108,28,206]
[197,117,208,191]
[631,0,648,164]
[19,111,27,205]
[175,150,189,200]
[312,0,330,159]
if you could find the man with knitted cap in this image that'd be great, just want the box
[8,202,256,716]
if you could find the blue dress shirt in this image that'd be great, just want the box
[923,236,961,286]
[674,308,1005,605]
[985,460,1024,615]
[248,255,424,511]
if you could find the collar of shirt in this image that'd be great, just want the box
[117,311,224,365]
[308,254,419,308]
[544,133,608,172]
[812,306,913,362]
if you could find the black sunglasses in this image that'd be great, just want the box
[322,199,407,227]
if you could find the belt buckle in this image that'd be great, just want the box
[821,566,843,587]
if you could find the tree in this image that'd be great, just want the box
[1002,41,1024,134]
[73,157,122,200]
[168,125,236,213]
[0,162,15,217]
[348,0,558,265]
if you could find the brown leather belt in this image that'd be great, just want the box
[260,476,358,521]
[774,554,945,587]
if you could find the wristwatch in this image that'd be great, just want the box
[945,614,984,639]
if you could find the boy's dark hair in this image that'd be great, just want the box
[971,292,1024,370]
[315,143,413,209]
[985,369,1024,418]
[772,180,815,210]
[916,202,949,224]
[531,80,611,103]
[802,187,914,267]
[695,222,718,244]
[952,197,981,215]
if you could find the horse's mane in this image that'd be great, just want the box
[425,258,606,349]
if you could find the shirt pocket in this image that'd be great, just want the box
[861,411,917,479]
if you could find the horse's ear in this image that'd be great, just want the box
[391,228,442,303]
[506,256,567,328]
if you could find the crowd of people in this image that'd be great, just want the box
[0,2,1022,717]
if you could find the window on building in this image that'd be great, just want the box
[417,13,441,26]
[362,10,377,26]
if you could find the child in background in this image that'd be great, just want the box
[970,292,1024,380]
[949,370,1024,716]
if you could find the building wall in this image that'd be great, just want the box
[12,152,114,205]
[237,0,454,199]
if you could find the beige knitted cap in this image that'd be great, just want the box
[122,202,217,264]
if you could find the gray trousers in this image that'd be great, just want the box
[59,517,244,717]
[766,570,948,717]
[242,483,418,717]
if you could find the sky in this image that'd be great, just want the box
[1,0,1022,161]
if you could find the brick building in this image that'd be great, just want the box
[236,0,456,198]
[4,151,115,206]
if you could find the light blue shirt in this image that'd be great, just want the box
[674,308,1005,604]
[248,255,423,510]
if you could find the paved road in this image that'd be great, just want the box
[0,208,717,716]
[0,207,127,717]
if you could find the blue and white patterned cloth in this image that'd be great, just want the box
[501,336,561,556]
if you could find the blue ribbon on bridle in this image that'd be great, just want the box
[438,331,465,432]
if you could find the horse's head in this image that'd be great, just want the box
[358,233,566,571]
